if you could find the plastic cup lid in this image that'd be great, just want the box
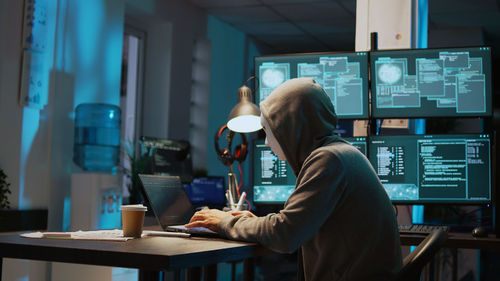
[120,204,147,211]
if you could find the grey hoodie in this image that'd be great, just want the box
[218,78,402,281]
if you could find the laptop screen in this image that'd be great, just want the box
[138,174,195,227]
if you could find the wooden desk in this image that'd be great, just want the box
[0,233,271,281]
[400,232,500,251]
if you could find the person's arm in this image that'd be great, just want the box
[218,149,348,253]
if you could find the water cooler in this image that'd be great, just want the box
[73,103,121,172]
[71,103,123,231]
[70,173,122,231]
[62,174,136,281]
[52,104,137,281]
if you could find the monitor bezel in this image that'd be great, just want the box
[369,46,493,119]
[254,50,370,120]
[369,133,494,205]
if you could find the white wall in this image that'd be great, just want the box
[138,21,173,139]
[205,16,265,194]
[0,0,58,211]
[355,0,413,51]
[0,0,208,223]
[0,0,25,209]
[0,0,208,280]
[125,0,207,141]
[0,0,56,280]
[190,39,212,171]
[47,0,126,231]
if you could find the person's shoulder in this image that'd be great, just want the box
[309,142,366,168]
[299,149,344,181]
[315,141,358,156]
[305,142,350,168]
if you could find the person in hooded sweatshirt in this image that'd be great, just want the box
[185,77,402,281]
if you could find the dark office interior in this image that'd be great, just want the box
[1,0,500,280]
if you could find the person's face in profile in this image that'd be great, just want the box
[260,114,286,161]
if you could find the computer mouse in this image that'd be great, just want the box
[472,227,488,238]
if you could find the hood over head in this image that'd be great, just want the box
[259,77,342,176]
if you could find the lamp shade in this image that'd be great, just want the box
[227,85,262,133]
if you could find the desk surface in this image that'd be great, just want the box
[4,231,498,270]
[0,233,270,270]
[400,232,500,251]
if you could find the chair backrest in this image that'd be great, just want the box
[0,209,48,232]
[394,230,448,281]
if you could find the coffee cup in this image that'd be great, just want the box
[120,204,147,237]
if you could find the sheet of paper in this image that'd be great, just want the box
[21,229,192,241]
[21,230,133,241]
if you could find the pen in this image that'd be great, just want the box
[42,232,72,239]
[227,174,236,210]
[236,192,246,211]
[228,188,236,210]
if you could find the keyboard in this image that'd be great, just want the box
[398,224,450,234]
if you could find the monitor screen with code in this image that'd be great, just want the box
[255,51,369,119]
[370,47,492,118]
[368,134,491,204]
[252,139,296,204]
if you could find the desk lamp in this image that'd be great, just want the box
[227,84,262,133]
[219,80,262,210]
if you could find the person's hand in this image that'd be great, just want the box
[185,209,231,232]
[229,210,256,217]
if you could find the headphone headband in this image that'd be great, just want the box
[214,125,248,166]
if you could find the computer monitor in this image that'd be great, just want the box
[370,47,492,118]
[141,136,193,183]
[252,137,368,204]
[368,134,491,204]
[255,51,369,119]
[343,136,367,155]
[252,139,296,204]
[184,177,225,206]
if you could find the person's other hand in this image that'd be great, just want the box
[229,210,256,217]
[185,209,231,232]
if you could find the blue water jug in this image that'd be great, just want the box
[73,103,121,172]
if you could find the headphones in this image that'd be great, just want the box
[214,124,248,166]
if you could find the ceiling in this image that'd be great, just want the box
[185,0,500,55]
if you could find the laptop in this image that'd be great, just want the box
[138,174,219,237]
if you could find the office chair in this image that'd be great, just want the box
[394,229,448,281]
[0,209,47,232]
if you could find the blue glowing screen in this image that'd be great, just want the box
[370,47,492,118]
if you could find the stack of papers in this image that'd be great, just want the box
[20,229,191,241]
[21,230,133,241]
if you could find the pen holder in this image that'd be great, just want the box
[224,202,249,212]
